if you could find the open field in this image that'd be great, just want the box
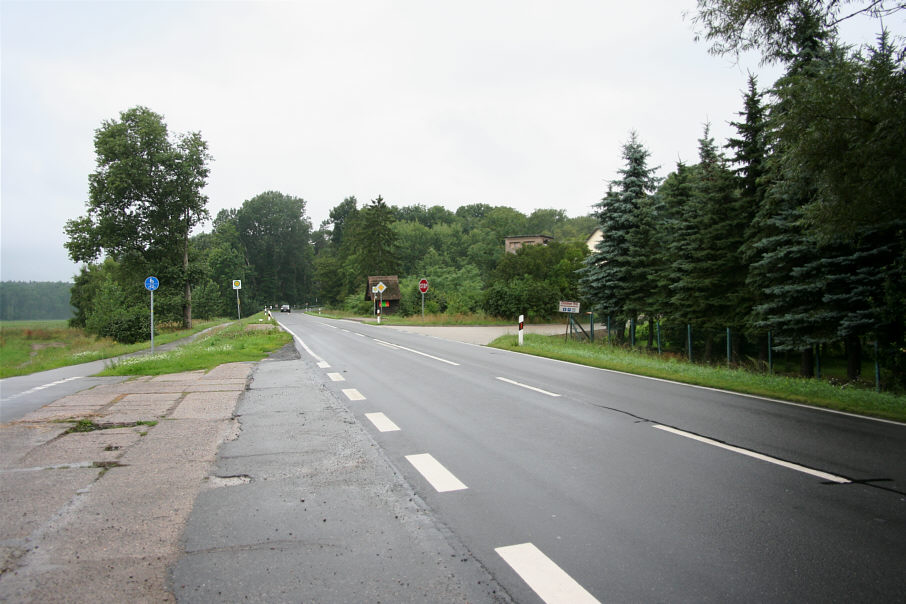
[490,334,906,423]
[0,318,229,378]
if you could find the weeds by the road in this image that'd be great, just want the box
[0,319,229,378]
[97,314,291,376]
[490,334,906,423]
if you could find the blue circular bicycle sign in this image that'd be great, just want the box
[144,276,159,291]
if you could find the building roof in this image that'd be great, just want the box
[365,275,401,300]
[504,234,554,241]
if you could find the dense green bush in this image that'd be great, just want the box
[103,307,149,344]
[85,275,152,343]
[343,293,373,316]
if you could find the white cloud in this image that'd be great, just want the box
[1,0,900,281]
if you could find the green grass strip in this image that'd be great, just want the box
[489,334,906,423]
[97,313,291,376]
[0,319,232,378]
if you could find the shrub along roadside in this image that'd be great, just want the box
[97,313,291,376]
[489,334,906,423]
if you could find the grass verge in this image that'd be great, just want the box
[97,313,291,376]
[489,334,906,423]
[0,318,231,378]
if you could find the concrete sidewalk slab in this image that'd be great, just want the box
[0,363,253,603]
[19,427,144,467]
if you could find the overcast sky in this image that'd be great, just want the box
[1,1,898,282]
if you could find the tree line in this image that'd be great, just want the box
[62,0,904,387]
[581,1,905,384]
[63,106,594,342]
[0,282,74,320]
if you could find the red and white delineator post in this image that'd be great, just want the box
[518,314,524,346]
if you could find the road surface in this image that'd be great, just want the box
[275,312,905,603]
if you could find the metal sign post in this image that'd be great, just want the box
[418,279,429,319]
[376,281,386,325]
[559,301,580,341]
[232,280,242,319]
[144,276,159,353]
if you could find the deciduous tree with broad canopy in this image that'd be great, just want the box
[64,106,211,328]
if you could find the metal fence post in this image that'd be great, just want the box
[687,324,693,362]
[875,340,881,392]
[726,327,731,367]
[656,319,661,355]
[768,331,773,374]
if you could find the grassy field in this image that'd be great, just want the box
[0,318,230,378]
[97,314,292,375]
[490,334,906,423]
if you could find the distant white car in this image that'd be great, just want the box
[280,304,291,313]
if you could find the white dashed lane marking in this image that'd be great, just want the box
[405,453,468,492]
[496,377,560,397]
[372,339,460,366]
[327,373,345,382]
[365,412,400,432]
[495,542,600,604]
[342,388,366,401]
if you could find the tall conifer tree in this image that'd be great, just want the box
[580,132,659,338]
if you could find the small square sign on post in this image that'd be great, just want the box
[559,301,580,314]
[232,279,242,319]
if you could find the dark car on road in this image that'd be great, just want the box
[280,304,291,313]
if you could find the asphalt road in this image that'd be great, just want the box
[0,324,228,423]
[0,360,128,423]
[276,312,906,603]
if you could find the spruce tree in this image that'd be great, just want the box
[580,132,659,340]
[745,3,836,376]
[728,74,771,361]
[654,162,696,324]
[669,125,744,360]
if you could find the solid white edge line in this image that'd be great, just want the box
[0,376,84,402]
[364,412,401,432]
[489,344,905,427]
[276,322,326,363]
[652,424,851,483]
[405,453,467,492]
[495,543,600,604]
[342,388,366,401]
[496,376,560,397]
[327,372,345,382]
